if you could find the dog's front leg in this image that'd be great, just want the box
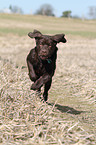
[27,60,38,82]
[31,74,51,90]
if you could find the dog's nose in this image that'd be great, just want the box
[42,49,47,54]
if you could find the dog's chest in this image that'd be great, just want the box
[34,60,53,76]
[34,61,44,74]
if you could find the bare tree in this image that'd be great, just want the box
[89,6,96,19]
[9,5,23,14]
[35,4,55,16]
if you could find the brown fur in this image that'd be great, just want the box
[26,30,67,101]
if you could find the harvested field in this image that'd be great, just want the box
[0,14,96,144]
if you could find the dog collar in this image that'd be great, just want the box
[38,55,52,64]
[47,59,52,64]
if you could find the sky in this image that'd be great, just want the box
[0,0,96,18]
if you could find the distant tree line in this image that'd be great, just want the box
[35,4,72,18]
[1,4,96,19]
[35,4,76,18]
[35,4,96,19]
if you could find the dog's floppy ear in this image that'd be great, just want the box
[52,34,67,43]
[28,30,42,39]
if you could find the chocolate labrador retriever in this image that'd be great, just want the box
[27,30,67,101]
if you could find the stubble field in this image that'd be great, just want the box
[0,14,96,144]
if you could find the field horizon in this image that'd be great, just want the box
[0,13,96,38]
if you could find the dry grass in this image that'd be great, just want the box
[0,58,95,145]
[0,35,96,144]
[55,38,96,105]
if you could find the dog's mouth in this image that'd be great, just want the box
[39,54,49,60]
[40,55,48,60]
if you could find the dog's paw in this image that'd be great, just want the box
[30,83,37,90]
[30,83,42,91]
[43,92,48,102]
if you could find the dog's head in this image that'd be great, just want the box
[28,30,67,61]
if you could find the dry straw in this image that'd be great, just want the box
[0,58,95,144]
